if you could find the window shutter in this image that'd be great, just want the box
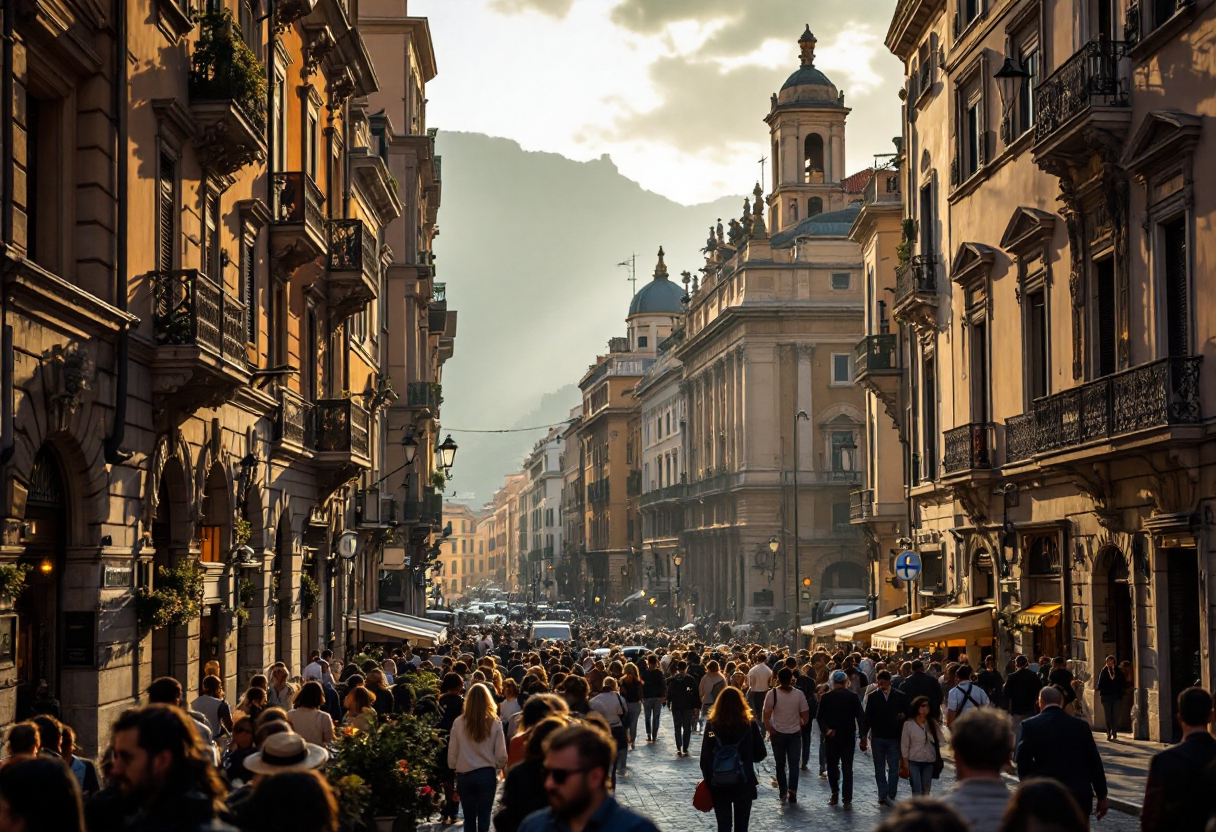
[242,236,257,344]
[1163,218,1188,358]
[1097,261,1117,376]
[158,155,176,273]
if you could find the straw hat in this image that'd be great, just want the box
[242,732,329,774]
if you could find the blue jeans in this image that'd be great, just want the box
[627,701,642,743]
[672,708,693,751]
[643,698,663,738]
[908,761,934,795]
[456,767,497,832]
[870,737,900,800]
[770,731,802,796]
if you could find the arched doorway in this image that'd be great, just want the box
[150,455,190,682]
[821,561,866,600]
[972,550,995,605]
[198,465,229,689]
[1093,546,1133,734]
[15,449,68,718]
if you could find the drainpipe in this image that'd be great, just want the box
[265,0,276,367]
[104,0,132,465]
[0,1,16,468]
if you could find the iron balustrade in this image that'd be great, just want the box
[152,269,247,366]
[640,483,687,507]
[274,387,310,447]
[1034,38,1129,144]
[894,255,938,307]
[1005,412,1036,463]
[943,422,995,473]
[313,398,370,457]
[327,218,377,280]
[850,489,874,521]
[406,381,439,410]
[854,333,898,378]
[272,171,326,235]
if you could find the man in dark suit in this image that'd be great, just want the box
[818,670,864,808]
[1003,655,1043,738]
[860,670,910,806]
[1141,687,1216,832]
[900,659,944,722]
[1015,685,1108,817]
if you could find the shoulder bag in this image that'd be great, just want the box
[928,720,944,779]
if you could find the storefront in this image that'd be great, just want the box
[871,605,994,661]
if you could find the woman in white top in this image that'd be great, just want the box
[499,678,521,730]
[287,680,335,748]
[266,665,296,710]
[900,695,941,796]
[589,676,629,781]
[447,683,507,832]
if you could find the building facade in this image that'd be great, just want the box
[437,502,487,602]
[883,0,1216,741]
[0,0,453,752]
[521,430,564,602]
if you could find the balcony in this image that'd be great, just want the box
[326,219,379,322]
[1032,38,1131,166]
[1006,356,1202,461]
[429,282,448,334]
[892,255,939,335]
[150,269,250,410]
[640,483,687,508]
[312,398,371,492]
[942,422,996,475]
[272,386,311,456]
[270,172,326,277]
[854,333,901,425]
[850,489,874,522]
[187,10,267,176]
[406,381,441,414]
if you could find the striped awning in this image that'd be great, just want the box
[1016,603,1062,628]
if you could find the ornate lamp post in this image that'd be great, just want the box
[791,409,810,651]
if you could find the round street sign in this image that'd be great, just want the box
[895,551,922,582]
[336,531,359,559]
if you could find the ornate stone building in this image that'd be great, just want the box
[0,0,453,752]
[883,0,1216,740]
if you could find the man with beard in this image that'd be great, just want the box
[92,705,235,832]
[517,724,659,832]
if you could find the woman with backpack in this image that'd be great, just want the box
[700,685,767,832]
[590,676,630,782]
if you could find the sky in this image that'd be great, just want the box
[411,0,905,205]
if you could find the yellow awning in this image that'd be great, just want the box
[1016,603,1062,628]
[835,613,916,644]
[871,605,994,652]
[800,609,869,638]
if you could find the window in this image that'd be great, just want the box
[199,526,222,563]
[830,431,855,471]
[451,558,457,573]
[830,273,851,291]
[240,234,257,344]
[919,185,935,256]
[306,110,319,180]
[274,73,287,171]
[788,199,799,224]
[1152,0,1177,29]
[1095,257,1117,377]
[966,99,982,178]
[970,319,990,423]
[1016,48,1039,136]
[804,134,825,183]
[1162,216,1189,358]
[202,189,219,281]
[831,353,852,384]
[831,503,850,530]
[238,0,257,51]
[157,153,177,272]
[1026,289,1048,400]
[637,336,647,348]
[808,197,823,217]
[959,0,981,31]
[666,412,671,434]
[922,354,938,481]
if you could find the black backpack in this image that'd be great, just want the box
[710,731,746,787]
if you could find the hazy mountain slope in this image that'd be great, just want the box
[433,131,742,504]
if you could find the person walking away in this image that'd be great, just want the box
[448,683,508,832]
[619,663,644,749]
[900,696,941,796]
[997,779,1089,832]
[191,675,234,740]
[975,657,1004,709]
[942,708,1014,832]
[1047,657,1077,712]
[1015,686,1108,818]
[666,660,699,757]
[861,669,910,806]
[745,654,772,726]
[517,724,660,832]
[762,668,809,804]
[900,660,944,722]
[1095,655,1126,740]
[1140,686,1216,832]
[288,681,336,748]
[700,687,767,832]
[817,670,864,808]
[785,657,819,773]
[688,653,707,733]
[945,665,989,727]
[641,656,666,743]
[1002,656,1043,740]
[589,677,629,781]
[0,756,87,832]
[699,661,728,733]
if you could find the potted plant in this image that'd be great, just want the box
[0,563,32,609]
[300,572,321,618]
[327,714,442,832]
[135,559,205,630]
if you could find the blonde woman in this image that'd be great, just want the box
[267,664,296,710]
[447,683,506,832]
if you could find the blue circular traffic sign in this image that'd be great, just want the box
[895,551,922,582]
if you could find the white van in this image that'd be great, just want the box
[529,622,572,642]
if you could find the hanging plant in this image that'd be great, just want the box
[0,563,32,601]
[188,8,267,129]
[136,560,205,630]
[300,573,321,618]
[896,218,918,267]
[238,576,256,607]
[431,471,446,491]
[234,518,252,545]
[228,605,250,626]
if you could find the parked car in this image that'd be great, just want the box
[529,622,572,642]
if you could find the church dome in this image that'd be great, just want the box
[777,26,842,107]
[628,247,686,317]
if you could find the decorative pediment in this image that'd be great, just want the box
[1122,110,1202,174]
[999,207,1056,257]
[950,242,996,286]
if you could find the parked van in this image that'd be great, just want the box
[529,622,572,642]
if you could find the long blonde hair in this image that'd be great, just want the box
[462,683,499,743]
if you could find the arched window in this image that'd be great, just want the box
[808,197,823,217]
[772,140,779,189]
[804,134,824,183]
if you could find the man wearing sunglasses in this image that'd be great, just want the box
[518,724,660,832]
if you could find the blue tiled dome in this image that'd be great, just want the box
[629,247,685,317]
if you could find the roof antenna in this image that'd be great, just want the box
[617,253,637,295]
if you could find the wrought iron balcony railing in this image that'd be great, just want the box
[943,422,996,474]
[274,387,310,449]
[850,489,874,521]
[1005,412,1036,463]
[313,398,370,458]
[406,381,440,411]
[894,255,938,307]
[640,483,687,507]
[327,218,378,280]
[273,171,325,233]
[152,269,247,367]
[1034,38,1129,144]
[854,333,898,379]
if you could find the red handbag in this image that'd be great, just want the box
[693,780,714,812]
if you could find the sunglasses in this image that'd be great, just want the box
[543,766,589,785]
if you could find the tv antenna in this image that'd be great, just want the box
[758,155,768,185]
[617,253,637,295]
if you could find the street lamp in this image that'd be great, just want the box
[791,409,810,653]
[768,536,779,554]
[437,434,459,471]
[994,55,1031,134]
[839,433,857,472]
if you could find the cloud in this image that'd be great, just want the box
[486,0,575,17]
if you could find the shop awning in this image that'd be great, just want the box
[800,609,870,638]
[357,610,448,646]
[871,605,994,652]
[836,612,916,644]
[1016,603,1062,628]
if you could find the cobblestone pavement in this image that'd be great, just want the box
[612,711,1143,832]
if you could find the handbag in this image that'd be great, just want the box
[929,721,945,779]
[899,756,911,780]
[693,779,714,812]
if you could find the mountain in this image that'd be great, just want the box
[433,131,742,505]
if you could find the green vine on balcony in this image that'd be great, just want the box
[189,8,268,129]
[0,563,32,602]
[431,471,447,491]
[238,576,257,607]
[234,517,252,545]
[896,218,918,268]
[136,560,205,631]
[300,572,321,618]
